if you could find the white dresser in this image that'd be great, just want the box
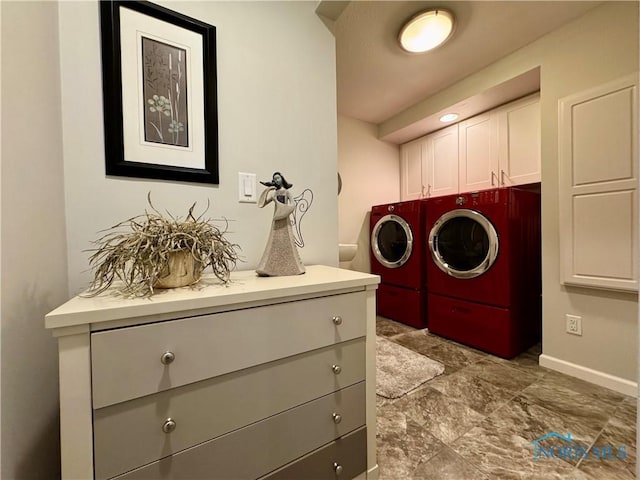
[45,265,380,480]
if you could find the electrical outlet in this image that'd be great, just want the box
[566,314,582,336]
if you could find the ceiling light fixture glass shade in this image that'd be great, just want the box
[439,113,459,123]
[399,9,455,53]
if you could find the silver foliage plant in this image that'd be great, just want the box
[84,194,241,298]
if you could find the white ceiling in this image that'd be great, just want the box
[325,1,602,140]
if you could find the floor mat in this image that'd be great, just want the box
[376,335,445,399]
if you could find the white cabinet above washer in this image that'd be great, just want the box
[400,93,540,201]
[400,124,458,201]
[496,94,541,187]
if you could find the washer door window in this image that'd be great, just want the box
[371,214,413,268]
[429,209,498,278]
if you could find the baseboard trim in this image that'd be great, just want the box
[539,354,637,397]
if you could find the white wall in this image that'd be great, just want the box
[59,0,338,295]
[337,115,399,272]
[537,1,638,389]
[380,2,638,387]
[1,1,68,478]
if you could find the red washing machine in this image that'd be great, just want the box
[370,200,427,328]
[425,187,541,358]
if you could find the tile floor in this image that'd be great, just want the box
[375,316,637,480]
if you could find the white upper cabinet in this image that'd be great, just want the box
[458,112,498,193]
[496,94,541,187]
[426,124,459,197]
[400,136,427,201]
[399,94,541,201]
[399,125,458,201]
[559,74,638,292]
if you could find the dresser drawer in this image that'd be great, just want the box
[260,427,367,480]
[94,339,365,479]
[112,382,366,480]
[91,292,366,408]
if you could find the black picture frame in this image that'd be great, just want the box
[100,0,219,184]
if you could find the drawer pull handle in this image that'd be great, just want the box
[332,364,342,375]
[160,351,175,365]
[332,412,342,424]
[333,462,343,476]
[332,316,343,325]
[162,418,176,434]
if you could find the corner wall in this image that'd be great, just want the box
[1,1,68,477]
[58,0,338,295]
[338,115,399,272]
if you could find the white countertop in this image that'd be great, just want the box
[45,265,380,331]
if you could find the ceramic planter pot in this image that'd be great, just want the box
[154,250,202,289]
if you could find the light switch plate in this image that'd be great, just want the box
[238,172,257,203]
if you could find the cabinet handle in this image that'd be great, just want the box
[491,171,496,186]
[427,184,432,197]
[332,364,342,375]
[160,351,175,365]
[333,462,343,476]
[332,315,343,325]
[332,412,342,424]
[162,418,176,434]
[501,169,505,186]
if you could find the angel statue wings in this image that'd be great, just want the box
[256,171,312,277]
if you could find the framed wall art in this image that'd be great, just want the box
[100,1,219,184]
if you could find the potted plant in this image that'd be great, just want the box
[84,194,240,297]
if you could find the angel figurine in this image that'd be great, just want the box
[256,172,306,277]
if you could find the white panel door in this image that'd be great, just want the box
[400,137,426,201]
[559,73,638,292]
[497,93,541,186]
[426,124,459,197]
[458,113,498,193]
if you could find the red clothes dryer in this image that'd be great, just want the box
[370,200,427,328]
[425,187,541,358]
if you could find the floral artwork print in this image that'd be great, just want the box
[142,37,188,147]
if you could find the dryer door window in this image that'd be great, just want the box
[429,209,498,278]
[371,214,414,268]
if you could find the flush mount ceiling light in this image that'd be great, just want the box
[398,9,455,53]
[439,113,459,123]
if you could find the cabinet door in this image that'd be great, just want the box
[458,113,498,192]
[497,94,541,186]
[400,137,427,200]
[559,74,638,292]
[426,124,459,197]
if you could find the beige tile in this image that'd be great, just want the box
[427,369,514,416]
[376,401,446,479]
[376,316,417,337]
[527,343,543,355]
[412,446,490,479]
[393,386,484,444]
[457,358,539,393]
[518,379,619,430]
[488,351,549,378]
[451,422,537,480]
[452,414,593,479]
[393,330,486,374]
[375,333,632,479]
[481,395,601,467]
[599,399,637,449]
[539,370,626,408]
[578,434,636,480]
